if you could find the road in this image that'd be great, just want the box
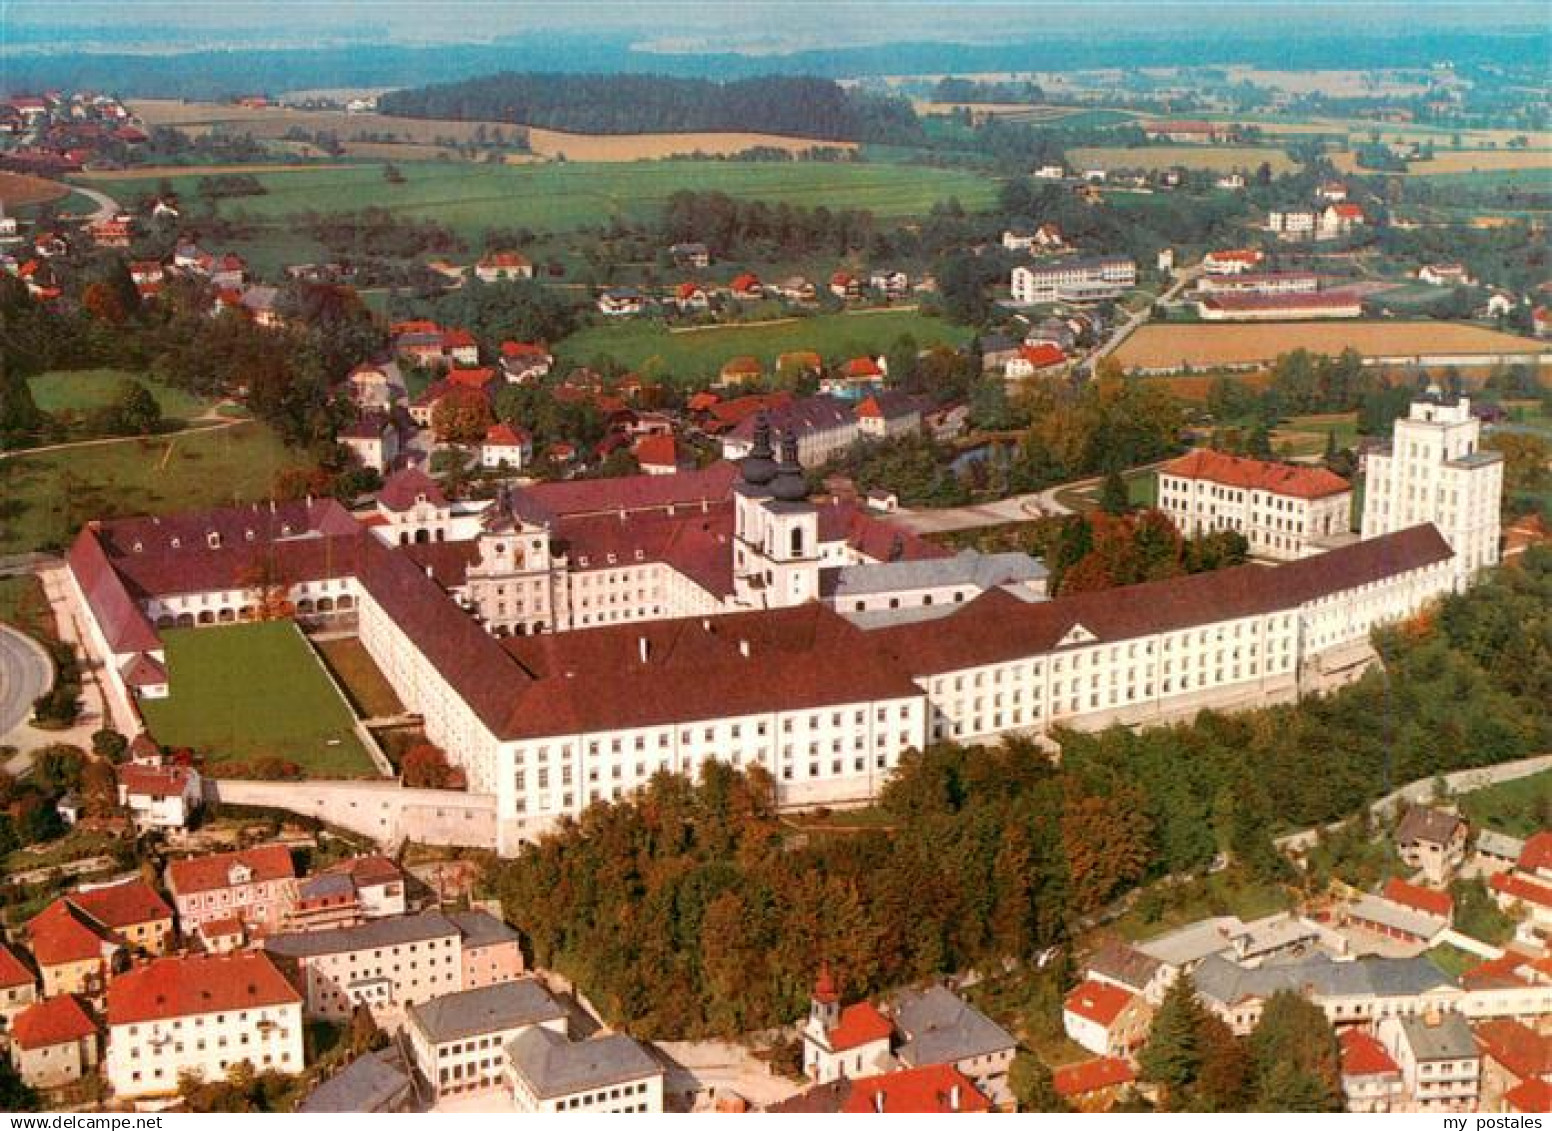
[62,183,121,224]
[0,624,52,745]
[1087,264,1200,369]
[891,462,1169,535]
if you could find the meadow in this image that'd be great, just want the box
[140,621,377,777]
[0,171,68,208]
[0,422,308,555]
[1067,145,1300,174]
[1114,321,1549,373]
[84,160,999,241]
[28,369,211,422]
[556,308,972,381]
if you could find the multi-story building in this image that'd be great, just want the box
[1157,449,1353,560]
[1010,258,1136,304]
[1377,1011,1480,1113]
[1362,394,1503,588]
[1395,806,1469,885]
[167,845,298,938]
[1340,1029,1405,1113]
[505,1028,664,1113]
[117,763,202,829]
[449,910,525,989]
[263,912,466,1022]
[104,953,303,1101]
[890,985,1016,1095]
[0,943,39,1024]
[27,881,174,998]
[406,980,567,1099]
[1196,271,1319,296]
[9,995,99,1091]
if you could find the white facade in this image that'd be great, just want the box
[1376,1015,1480,1114]
[1158,462,1352,560]
[107,1001,302,1100]
[1011,258,1136,304]
[1362,396,1503,587]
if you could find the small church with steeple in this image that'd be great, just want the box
[801,966,893,1083]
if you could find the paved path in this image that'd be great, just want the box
[1086,266,1199,370]
[0,416,239,460]
[891,462,1168,535]
[0,623,51,742]
[63,183,120,223]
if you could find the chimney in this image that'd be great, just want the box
[949,1084,961,1112]
[873,1091,885,1114]
[1424,1005,1442,1028]
[639,637,649,664]
[738,639,750,658]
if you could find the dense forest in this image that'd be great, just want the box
[379,73,921,143]
[491,549,1552,1039]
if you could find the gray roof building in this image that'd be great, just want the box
[265,911,459,958]
[506,1028,661,1101]
[1393,1011,1477,1061]
[1193,953,1456,1010]
[1475,829,1525,861]
[1086,939,1164,994]
[408,979,565,1045]
[890,985,1016,1070]
[298,1049,413,1113]
[1396,806,1465,846]
[831,549,1048,601]
[447,908,521,949]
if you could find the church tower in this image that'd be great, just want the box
[734,419,819,609]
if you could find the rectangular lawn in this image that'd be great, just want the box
[140,621,378,777]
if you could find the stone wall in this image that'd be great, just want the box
[205,778,496,850]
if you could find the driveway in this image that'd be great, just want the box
[0,623,52,745]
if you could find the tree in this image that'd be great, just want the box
[403,743,461,789]
[1139,974,1211,1105]
[114,380,163,435]
[1099,467,1130,515]
[348,1003,386,1055]
[34,744,85,794]
[1010,1051,1070,1112]
[431,386,495,443]
[93,728,129,762]
[1247,992,1340,1111]
[1059,783,1153,916]
[0,1055,38,1112]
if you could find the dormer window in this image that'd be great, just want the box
[416,493,427,505]
[280,525,292,536]
[245,529,255,541]
[207,532,221,549]
[634,550,644,561]
[579,556,590,567]
[606,553,617,565]
[132,541,143,553]
[170,537,181,549]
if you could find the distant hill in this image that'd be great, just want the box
[376,72,920,143]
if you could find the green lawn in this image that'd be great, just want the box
[1272,412,1360,457]
[28,369,210,423]
[314,637,405,719]
[1425,943,1481,980]
[0,421,310,555]
[0,575,56,641]
[84,160,999,241]
[557,308,971,383]
[1459,768,1552,838]
[140,622,377,777]
[1113,871,1293,942]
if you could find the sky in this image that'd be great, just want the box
[5,0,1548,53]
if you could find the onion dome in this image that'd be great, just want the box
[740,412,778,487]
[770,433,808,502]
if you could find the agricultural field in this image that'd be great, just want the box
[140,622,377,777]
[1114,321,1550,373]
[1068,145,1299,174]
[0,421,308,555]
[556,308,971,382]
[28,369,211,423]
[1331,149,1552,177]
[82,160,997,241]
[0,170,68,208]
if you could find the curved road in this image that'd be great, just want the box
[63,183,121,224]
[0,624,51,739]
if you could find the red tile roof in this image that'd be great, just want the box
[325,855,402,886]
[1053,1056,1135,1097]
[1016,343,1066,369]
[515,463,738,522]
[633,434,679,468]
[69,880,172,930]
[1382,877,1453,919]
[1340,1029,1400,1077]
[1333,203,1364,220]
[1506,1079,1552,1114]
[378,468,449,512]
[730,272,761,294]
[0,942,35,989]
[67,527,159,654]
[484,423,530,447]
[441,328,477,349]
[447,366,496,390]
[106,953,300,1024]
[1163,448,1352,500]
[1206,249,1263,265]
[1519,831,1552,874]
[843,356,883,379]
[117,763,196,800]
[501,340,549,358]
[1492,871,1552,910]
[1200,292,1363,313]
[27,902,114,967]
[825,1001,893,1052]
[120,652,167,687]
[1064,980,1134,1027]
[840,1065,990,1113]
[11,995,96,1050]
[1474,1019,1552,1082]
[167,845,295,896]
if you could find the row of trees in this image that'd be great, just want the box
[488,547,1552,1041]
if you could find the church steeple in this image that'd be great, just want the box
[810,964,840,1031]
[741,412,778,488]
[770,432,807,502]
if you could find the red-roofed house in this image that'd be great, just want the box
[1475,1019,1551,1111]
[829,272,862,301]
[26,903,116,998]
[840,1065,991,1113]
[802,970,893,1084]
[1062,980,1148,1058]
[633,433,686,476]
[1202,248,1264,275]
[1158,448,1353,560]
[1004,343,1066,381]
[0,942,38,1023]
[1504,1078,1552,1115]
[117,761,201,829]
[474,250,532,283]
[105,952,303,1100]
[480,422,533,470]
[1340,1029,1403,1112]
[1383,877,1454,921]
[729,272,763,301]
[674,281,710,312]
[441,329,479,368]
[1490,871,1552,944]
[1519,832,1552,881]
[167,845,298,937]
[1319,203,1365,238]
[1053,1056,1135,1112]
[499,341,553,383]
[9,995,99,1090]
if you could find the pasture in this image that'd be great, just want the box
[82,160,999,240]
[0,421,308,555]
[557,308,971,381]
[140,622,376,777]
[28,369,210,422]
[1114,321,1549,373]
[0,171,68,208]
[1068,145,1300,174]
[1331,149,1552,177]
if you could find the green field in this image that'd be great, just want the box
[0,575,55,641]
[83,160,1000,241]
[1068,145,1300,175]
[28,369,210,422]
[0,422,309,555]
[1460,769,1552,839]
[557,308,971,382]
[140,622,377,777]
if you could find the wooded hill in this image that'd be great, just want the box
[377,73,921,142]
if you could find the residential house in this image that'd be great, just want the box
[442,330,480,368]
[31,879,175,992]
[1517,831,1552,881]
[475,251,533,283]
[506,1028,664,1113]
[1475,830,1526,876]
[1084,939,1169,1006]
[801,970,892,1084]
[855,391,923,440]
[775,276,816,303]
[769,1064,991,1113]
[674,282,710,313]
[499,342,553,384]
[597,288,646,317]
[889,984,1016,1098]
[1033,163,1066,180]
[668,242,710,269]
[298,1048,415,1113]
[1215,173,1246,190]
[717,356,764,389]
[1052,1057,1136,1113]
[1377,1010,1480,1113]
[633,434,687,476]
[1320,203,1365,238]
[448,909,526,989]
[343,360,407,411]
[869,270,909,299]
[1474,1019,1551,1114]
[721,395,858,467]
[480,423,533,471]
[977,334,1019,374]
[1268,209,1318,239]
[1419,264,1475,287]
[821,355,884,397]
[166,845,298,938]
[407,979,566,1099]
[9,995,99,1090]
[729,273,763,301]
[341,413,400,474]
[1396,806,1470,884]
[104,952,303,1101]
[1340,1028,1404,1113]
[829,272,862,301]
[0,943,39,1024]
[1063,981,1148,1058]
[284,875,363,936]
[1004,343,1066,381]
[116,761,198,830]
[284,855,408,933]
